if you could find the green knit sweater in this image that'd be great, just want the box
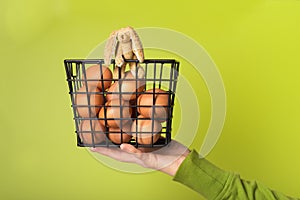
[173,150,299,200]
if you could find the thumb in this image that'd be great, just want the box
[120,143,142,154]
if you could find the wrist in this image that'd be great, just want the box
[160,153,189,176]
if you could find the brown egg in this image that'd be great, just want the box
[82,64,112,91]
[98,99,132,128]
[75,86,104,117]
[131,115,161,145]
[106,71,145,101]
[79,120,106,145]
[137,88,169,122]
[108,121,132,144]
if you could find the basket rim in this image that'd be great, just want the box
[64,58,179,64]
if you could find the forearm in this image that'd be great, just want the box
[173,150,299,200]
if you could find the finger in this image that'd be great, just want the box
[90,146,143,165]
[90,147,121,157]
[120,143,142,154]
[120,144,151,167]
[89,147,137,163]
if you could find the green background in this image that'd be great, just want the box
[1,0,300,199]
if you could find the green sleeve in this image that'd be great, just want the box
[173,150,299,200]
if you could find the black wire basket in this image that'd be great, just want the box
[64,59,179,148]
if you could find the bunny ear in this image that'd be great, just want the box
[104,31,118,66]
[128,27,144,63]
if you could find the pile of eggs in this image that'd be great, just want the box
[75,64,170,146]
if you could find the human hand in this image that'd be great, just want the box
[90,140,190,176]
